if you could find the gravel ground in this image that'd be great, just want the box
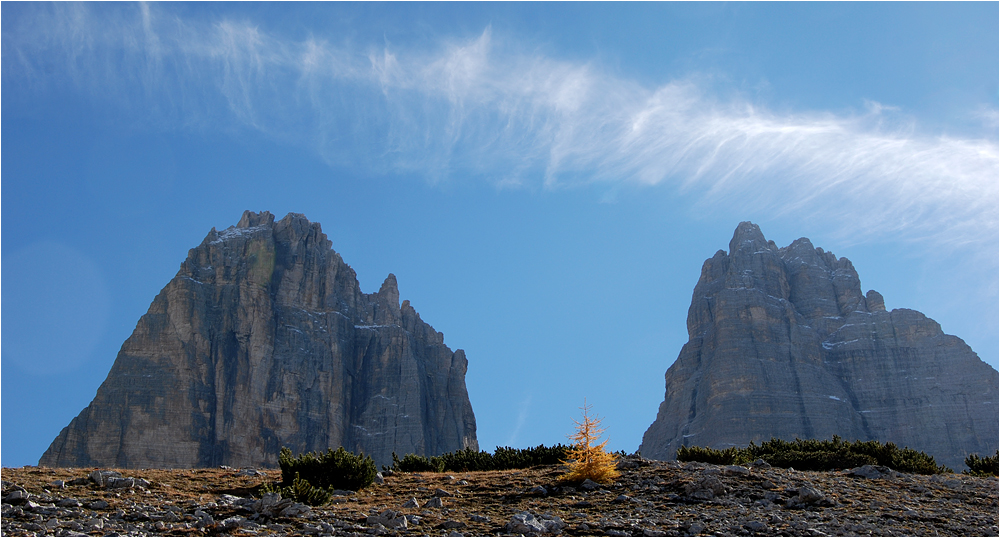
[2,456,997,536]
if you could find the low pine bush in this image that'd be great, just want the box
[386,444,571,473]
[677,436,951,474]
[389,452,445,473]
[277,446,377,494]
[963,450,999,477]
[261,472,332,506]
[494,444,571,470]
[675,445,750,466]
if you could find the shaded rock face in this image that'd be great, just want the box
[41,211,478,469]
[640,222,998,471]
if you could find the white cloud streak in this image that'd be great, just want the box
[4,4,997,248]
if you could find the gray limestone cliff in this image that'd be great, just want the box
[41,211,478,469]
[639,222,998,471]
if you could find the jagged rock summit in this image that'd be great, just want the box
[640,222,998,471]
[41,211,478,469]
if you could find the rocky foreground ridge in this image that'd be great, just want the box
[40,211,478,469]
[640,222,998,471]
[3,458,997,536]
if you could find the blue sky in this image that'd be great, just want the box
[2,2,997,468]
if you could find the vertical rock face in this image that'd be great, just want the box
[639,222,998,471]
[41,211,478,469]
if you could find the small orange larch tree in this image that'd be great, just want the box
[561,400,620,484]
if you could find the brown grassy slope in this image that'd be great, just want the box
[2,460,998,536]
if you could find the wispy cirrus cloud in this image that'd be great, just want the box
[4,3,997,248]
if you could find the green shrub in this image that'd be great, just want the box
[437,447,494,472]
[963,450,999,477]
[493,444,571,470]
[676,445,750,466]
[261,472,332,506]
[390,452,445,473]
[677,436,950,475]
[278,446,377,492]
[762,449,875,471]
[386,444,571,473]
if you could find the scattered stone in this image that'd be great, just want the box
[236,468,266,477]
[470,514,490,523]
[849,465,896,480]
[439,519,466,529]
[374,472,385,485]
[88,470,122,487]
[433,488,453,497]
[85,500,109,510]
[367,509,408,529]
[279,501,313,518]
[580,479,601,491]
[538,513,566,533]
[219,516,250,530]
[529,485,548,496]
[744,520,768,532]
[193,509,214,527]
[797,486,825,504]
[4,490,28,503]
[48,480,66,489]
[684,476,726,500]
[724,465,751,476]
[425,497,444,508]
[401,497,420,508]
[505,512,546,535]
[688,522,706,534]
[57,498,81,507]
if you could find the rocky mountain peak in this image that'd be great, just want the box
[237,209,276,228]
[865,289,886,312]
[728,221,772,256]
[41,211,478,469]
[379,273,400,307]
[641,222,998,471]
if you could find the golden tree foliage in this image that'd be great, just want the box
[561,401,620,484]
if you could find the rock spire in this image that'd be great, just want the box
[639,222,998,471]
[41,211,478,468]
